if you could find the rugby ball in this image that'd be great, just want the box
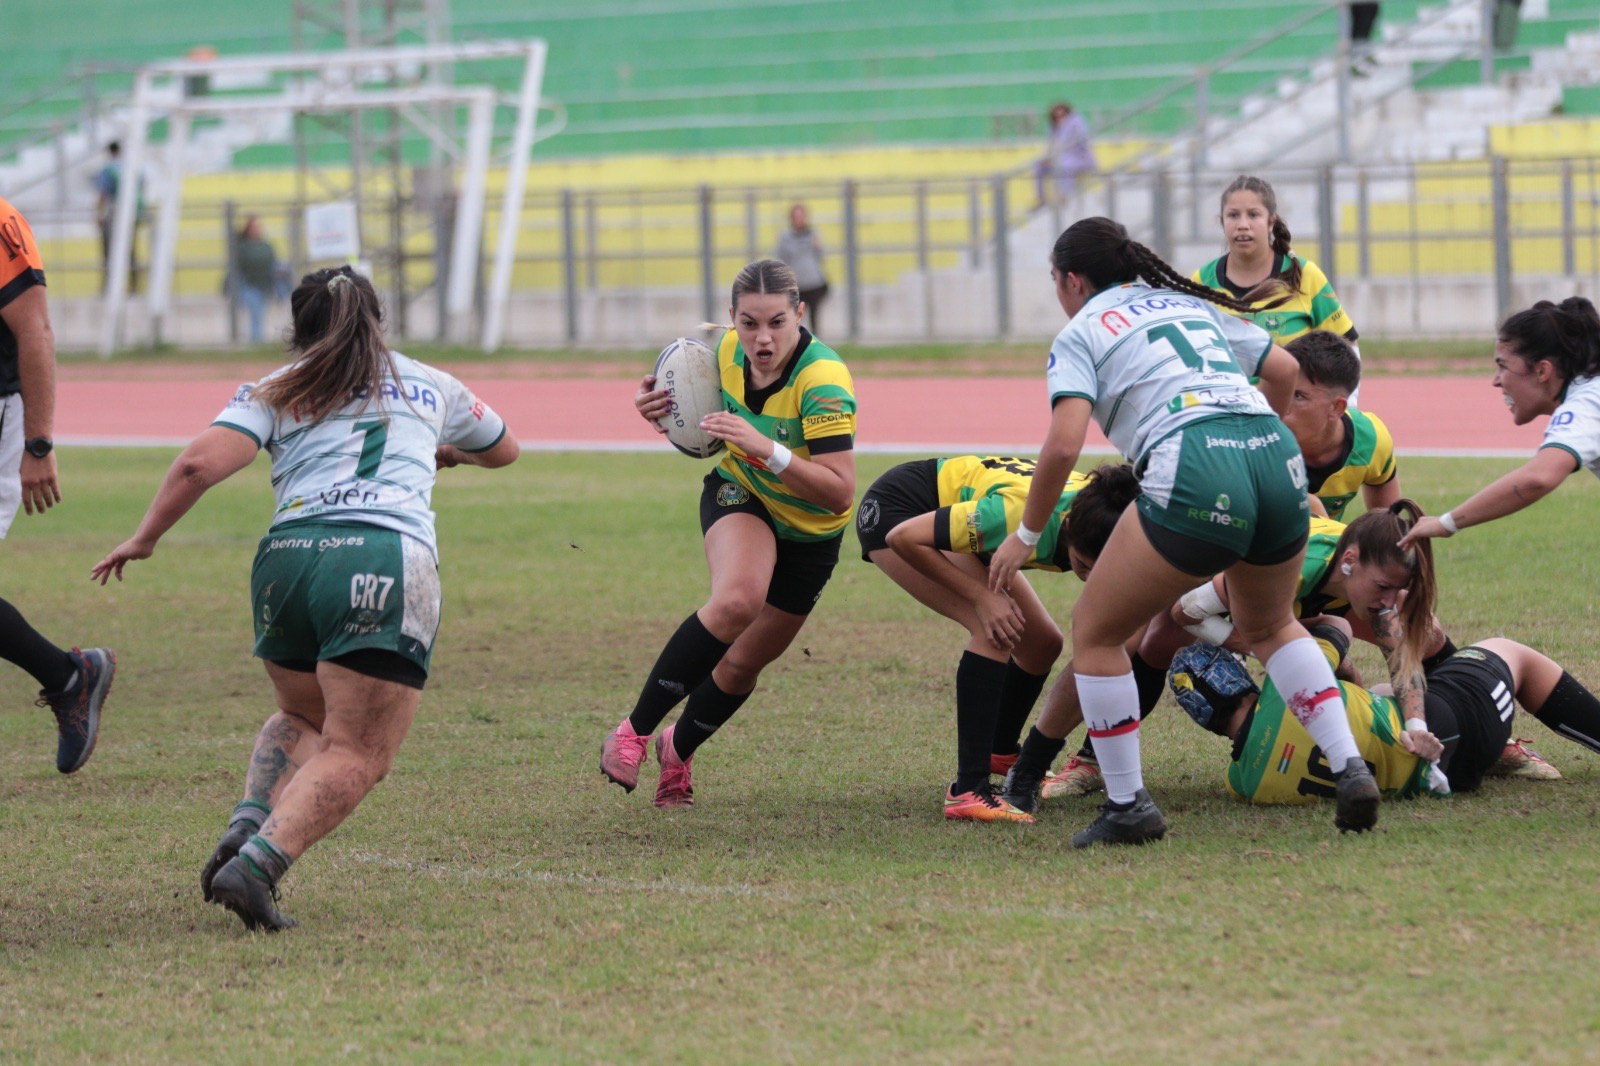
[653,337,726,458]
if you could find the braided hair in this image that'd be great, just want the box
[1498,297,1600,385]
[1218,174,1302,305]
[1051,216,1263,316]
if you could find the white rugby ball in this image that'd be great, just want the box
[653,337,726,458]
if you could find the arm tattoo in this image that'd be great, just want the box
[1370,610,1427,719]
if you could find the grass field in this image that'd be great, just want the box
[3,448,1599,1062]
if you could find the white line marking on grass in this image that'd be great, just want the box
[341,850,1114,922]
[343,850,802,901]
[61,436,1531,459]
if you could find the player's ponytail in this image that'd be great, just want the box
[1334,500,1439,682]
[256,265,398,422]
[1060,462,1140,563]
[1052,217,1263,317]
[1498,297,1600,384]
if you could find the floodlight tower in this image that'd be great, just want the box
[290,0,456,337]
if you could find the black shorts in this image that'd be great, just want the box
[1422,646,1516,792]
[1138,510,1307,577]
[270,648,428,691]
[855,458,940,560]
[699,471,842,616]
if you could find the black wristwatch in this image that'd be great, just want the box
[24,437,52,459]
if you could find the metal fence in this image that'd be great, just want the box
[32,152,1600,349]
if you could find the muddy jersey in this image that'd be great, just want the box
[932,455,1091,572]
[213,352,507,559]
[1540,374,1600,481]
[712,327,856,542]
[1046,283,1276,465]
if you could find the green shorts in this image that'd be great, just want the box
[250,520,441,676]
[1134,414,1310,574]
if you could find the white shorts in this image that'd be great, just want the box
[0,393,24,539]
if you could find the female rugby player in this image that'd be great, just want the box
[93,266,519,930]
[988,216,1382,846]
[1194,175,1360,354]
[601,259,855,808]
[1172,622,1600,802]
[1402,298,1600,548]
[857,456,1137,821]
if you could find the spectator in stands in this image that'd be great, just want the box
[775,204,830,338]
[92,141,145,294]
[1350,3,1380,73]
[1351,3,1380,47]
[0,193,117,774]
[230,215,282,345]
[1032,102,1097,210]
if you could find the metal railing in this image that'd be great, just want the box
[29,153,1600,348]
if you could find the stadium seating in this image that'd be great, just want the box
[6,0,1406,160]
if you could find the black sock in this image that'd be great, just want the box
[628,612,731,736]
[1533,672,1600,754]
[954,651,1008,792]
[1014,726,1067,781]
[1131,651,1166,717]
[0,597,74,692]
[672,677,752,759]
[993,661,1048,756]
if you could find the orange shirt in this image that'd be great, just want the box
[0,194,46,395]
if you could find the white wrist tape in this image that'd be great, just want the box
[767,442,793,474]
[1183,616,1235,646]
[1404,717,1429,733]
[1438,510,1459,535]
[1015,522,1043,548]
[1179,581,1227,621]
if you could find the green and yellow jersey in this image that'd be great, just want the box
[1292,516,1349,619]
[1306,408,1398,521]
[713,328,856,542]
[930,455,1091,572]
[1192,253,1357,346]
[1225,677,1427,804]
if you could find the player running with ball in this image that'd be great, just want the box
[601,259,856,808]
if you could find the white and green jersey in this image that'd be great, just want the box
[1541,374,1600,481]
[213,352,507,559]
[1046,283,1276,465]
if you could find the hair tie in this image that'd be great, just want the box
[327,274,351,294]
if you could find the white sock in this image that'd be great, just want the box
[1264,637,1361,768]
[1076,671,1143,804]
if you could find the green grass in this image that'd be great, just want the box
[3,449,1598,1062]
[60,337,1498,377]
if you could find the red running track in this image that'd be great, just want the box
[55,370,1538,455]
